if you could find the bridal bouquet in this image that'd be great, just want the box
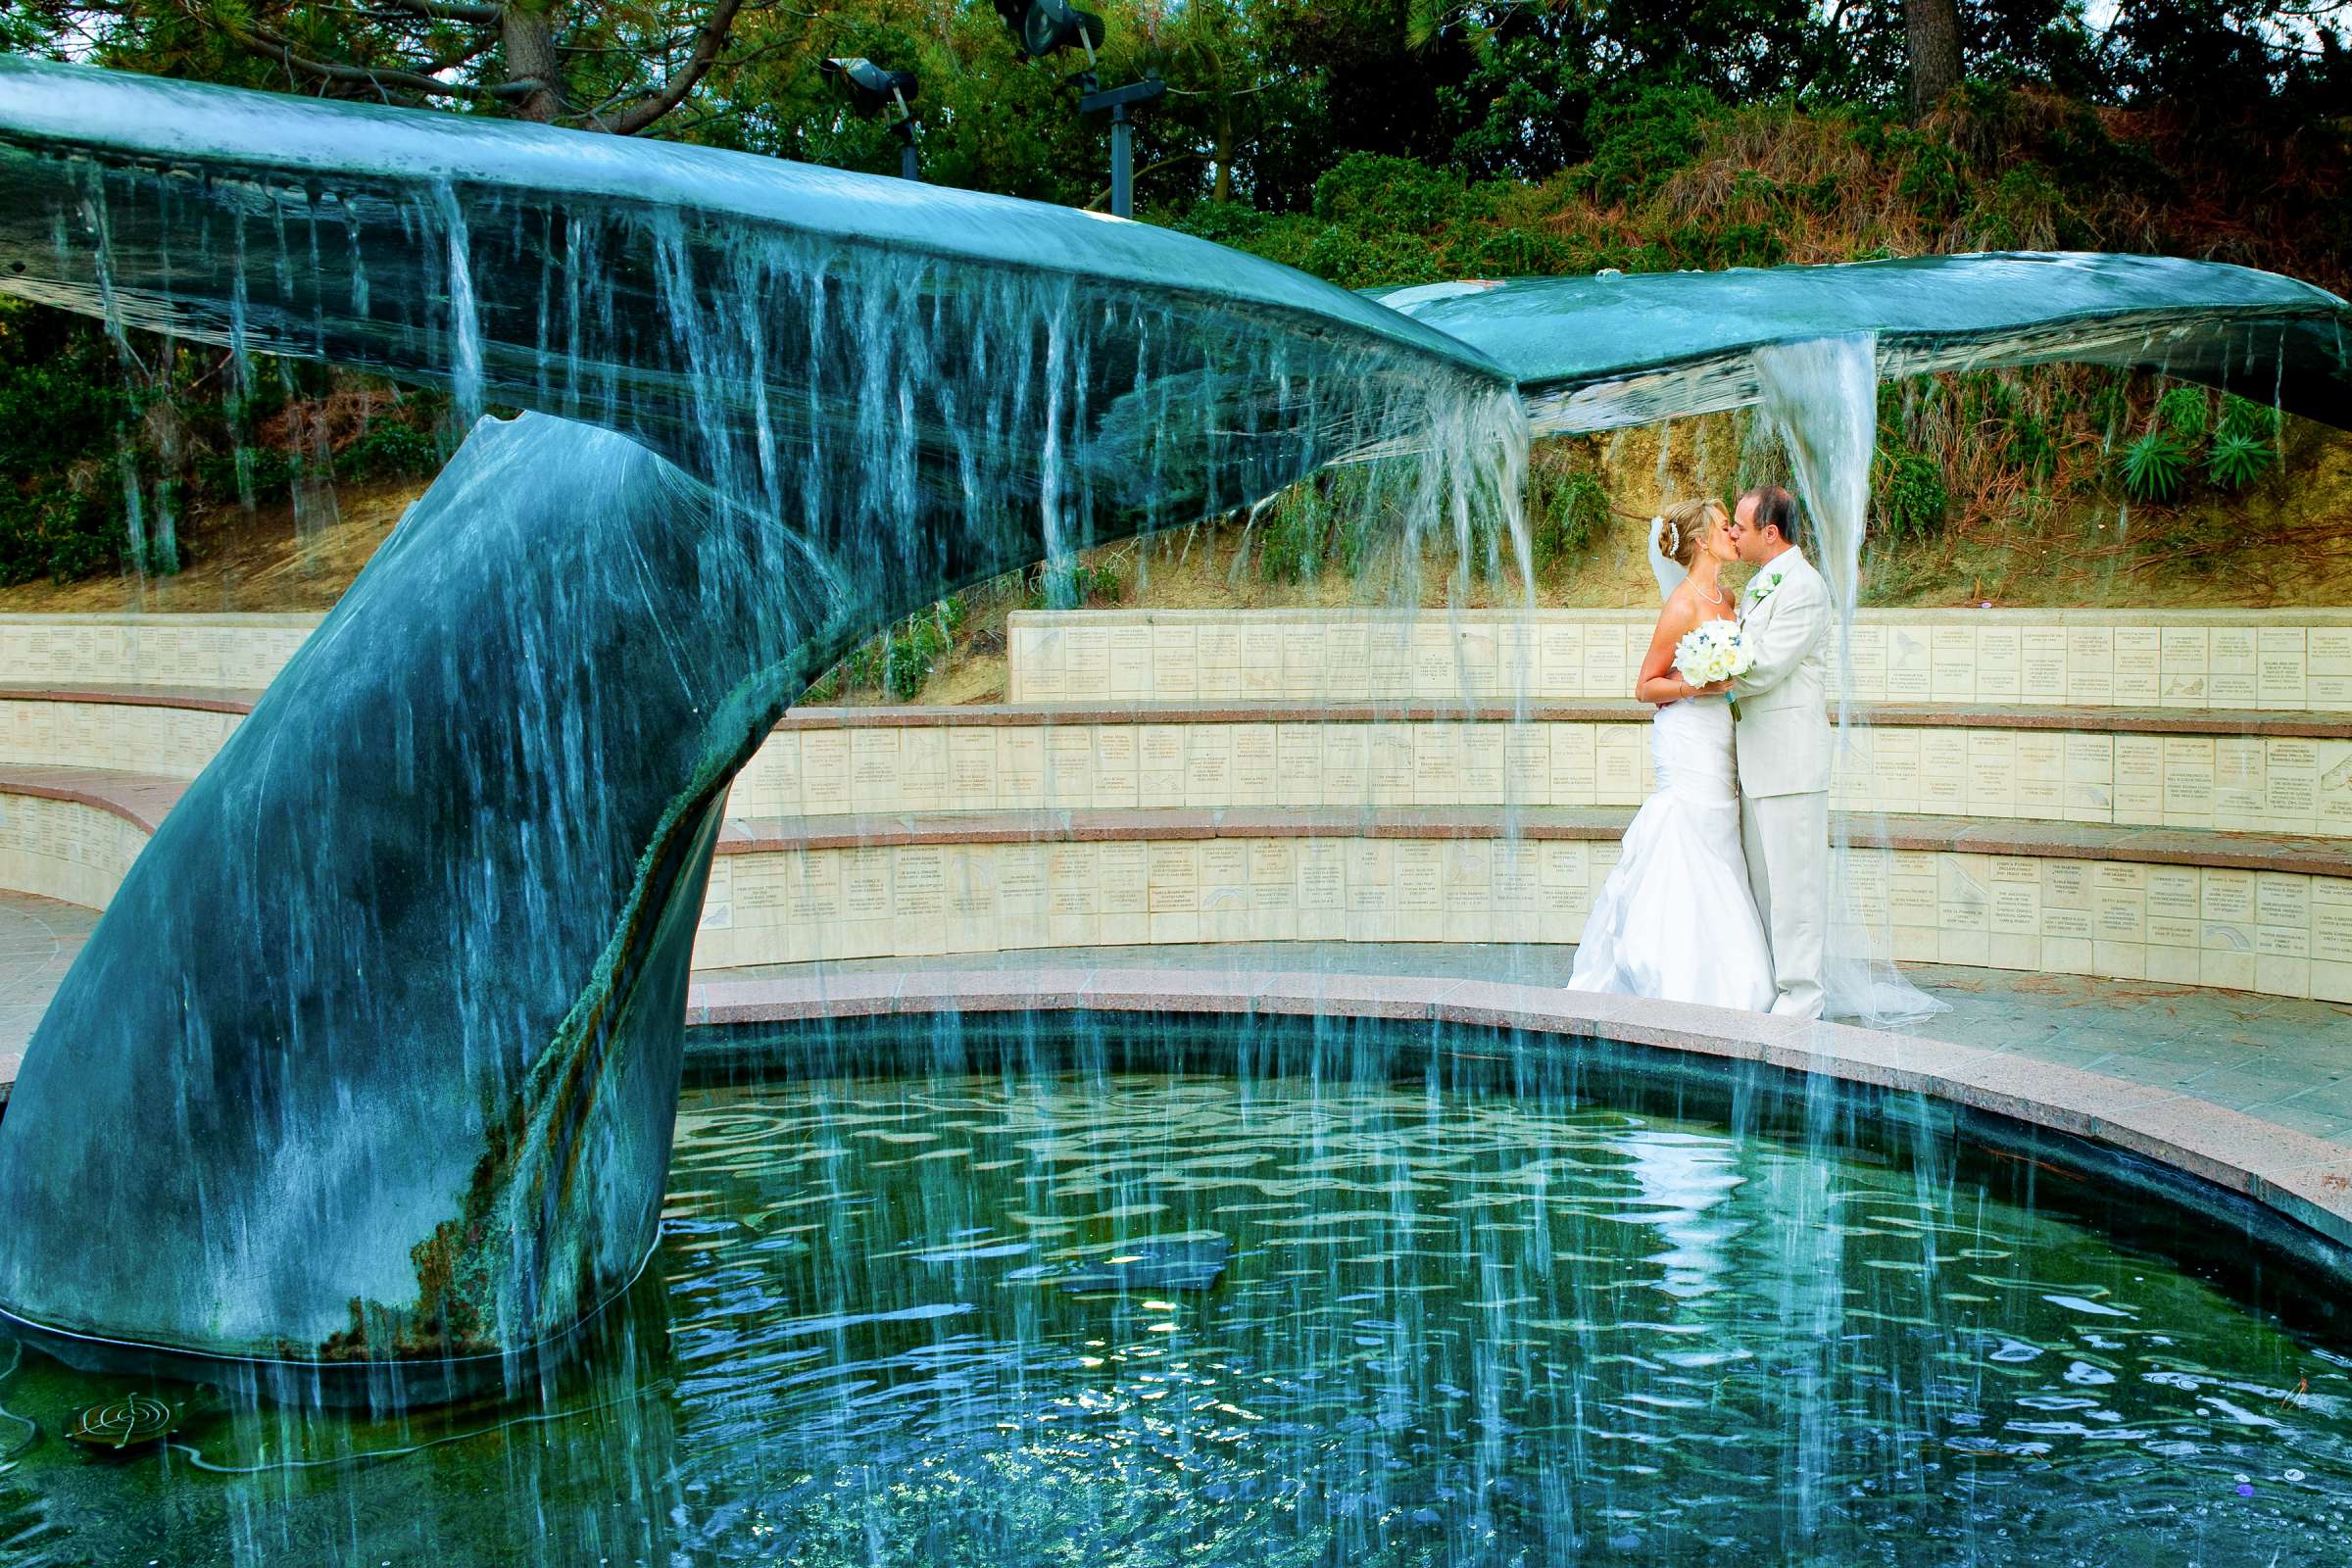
[1674,620,1754,701]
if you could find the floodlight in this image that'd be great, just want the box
[992,0,1105,64]
[819,57,922,180]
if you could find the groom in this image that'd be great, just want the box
[1726,485,1832,1019]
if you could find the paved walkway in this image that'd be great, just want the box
[4,894,2345,1155]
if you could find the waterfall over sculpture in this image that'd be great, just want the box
[0,53,2347,1397]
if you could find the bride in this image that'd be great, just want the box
[1566,497,1775,1011]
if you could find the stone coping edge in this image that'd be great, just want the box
[1007,607,2352,628]
[0,768,186,834]
[4,686,2346,741]
[713,806,2350,878]
[0,612,325,628]
[2,765,2338,880]
[776,700,2352,739]
[0,686,262,714]
[678,966,2352,1255]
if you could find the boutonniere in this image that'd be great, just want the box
[1743,566,1786,615]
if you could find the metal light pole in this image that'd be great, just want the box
[1079,75,1165,220]
[995,0,1167,219]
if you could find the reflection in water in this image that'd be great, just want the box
[5,1024,2352,1565]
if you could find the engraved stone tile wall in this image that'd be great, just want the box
[1010,611,2352,710]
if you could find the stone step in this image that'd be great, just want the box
[8,763,2346,1000]
[9,687,2349,839]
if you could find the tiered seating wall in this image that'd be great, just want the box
[4,610,2348,1003]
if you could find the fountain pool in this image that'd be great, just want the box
[5,1010,2350,1566]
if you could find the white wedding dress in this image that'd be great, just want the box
[1566,691,1776,1011]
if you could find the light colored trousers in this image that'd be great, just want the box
[1740,790,1829,1019]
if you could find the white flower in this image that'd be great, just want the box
[1673,619,1755,688]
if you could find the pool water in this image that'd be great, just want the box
[5,1013,2351,1565]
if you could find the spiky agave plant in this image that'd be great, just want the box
[2119,428,2189,501]
[2205,431,2277,492]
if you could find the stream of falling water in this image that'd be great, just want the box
[1753,335,1946,1029]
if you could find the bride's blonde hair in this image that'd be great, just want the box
[1658,497,1724,570]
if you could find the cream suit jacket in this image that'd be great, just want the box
[1731,549,1832,798]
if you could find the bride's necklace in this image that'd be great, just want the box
[1691,576,1725,607]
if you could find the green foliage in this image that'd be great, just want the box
[1966,162,2080,249]
[2004,412,2057,481]
[0,311,136,583]
[2155,386,2210,441]
[0,487,111,586]
[1254,466,1396,583]
[1708,223,1788,270]
[2205,432,2277,492]
[2118,429,2190,502]
[1311,153,1472,232]
[1575,84,1720,208]
[2218,395,2282,443]
[1253,480,1332,584]
[0,297,452,585]
[1874,449,1948,544]
[804,594,979,702]
[1890,131,1969,223]
[1528,465,1609,571]
[339,416,444,482]
[1027,559,1121,610]
[1438,30,1594,181]
[2087,371,2135,435]
[883,614,950,702]
[1956,372,2056,480]
[193,446,296,506]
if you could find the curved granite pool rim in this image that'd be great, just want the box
[679,973,2352,1320]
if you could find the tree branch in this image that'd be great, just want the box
[596,0,748,134]
[378,0,506,26]
[219,19,501,101]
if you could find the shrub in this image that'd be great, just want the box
[2087,371,2135,435]
[1709,223,1788,269]
[1529,466,1610,570]
[2000,410,2057,480]
[1576,84,1719,208]
[191,445,296,507]
[2206,431,2277,491]
[1253,480,1329,584]
[2118,429,2189,501]
[340,419,442,482]
[1965,162,2090,249]
[1310,153,1471,233]
[0,484,120,586]
[1875,450,1948,543]
[1294,226,1441,290]
[2155,386,2210,441]
[2218,394,2281,442]
[883,614,948,702]
[1173,199,1274,250]
[1892,132,1969,222]
[1027,559,1121,609]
